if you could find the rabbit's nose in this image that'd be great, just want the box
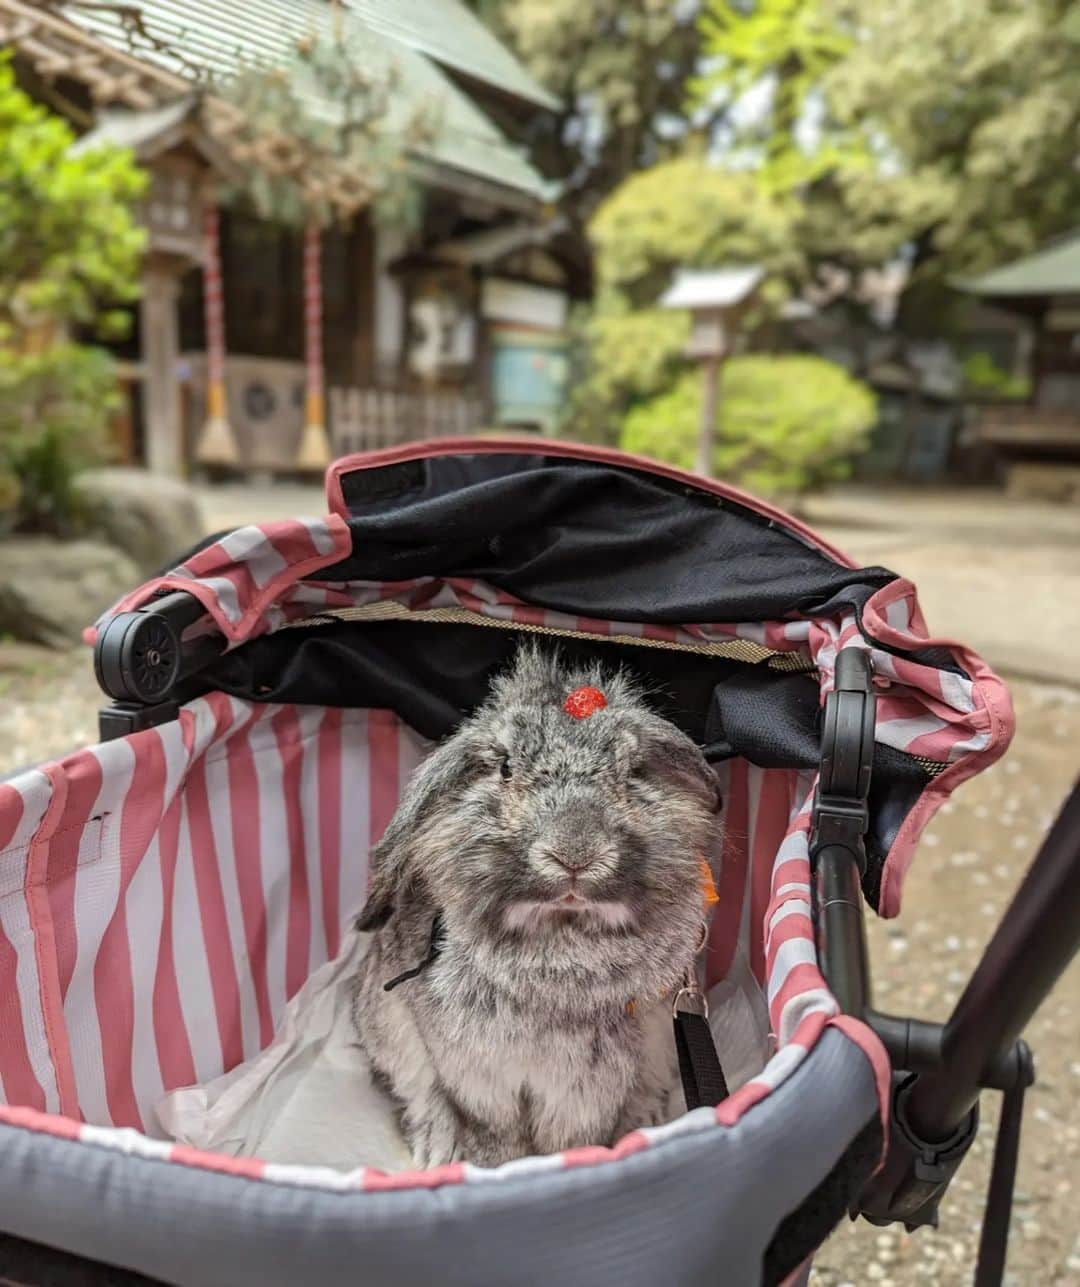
[533,837,620,878]
[551,851,595,874]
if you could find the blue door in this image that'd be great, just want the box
[490,326,568,433]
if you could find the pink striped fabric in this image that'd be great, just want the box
[86,473,1009,775]
[0,682,889,1191]
[91,565,1008,773]
[0,700,429,1136]
[84,515,354,647]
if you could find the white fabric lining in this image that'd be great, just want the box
[157,930,771,1173]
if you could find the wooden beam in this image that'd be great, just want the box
[0,14,36,42]
[0,0,184,112]
[140,258,185,476]
[0,0,187,95]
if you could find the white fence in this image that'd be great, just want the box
[329,387,487,454]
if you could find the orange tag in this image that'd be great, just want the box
[699,858,719,906]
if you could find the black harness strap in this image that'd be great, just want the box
[674,1009,730,1110]
[382,915,445,991]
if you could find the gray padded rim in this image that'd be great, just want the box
[0,1028,878,1287]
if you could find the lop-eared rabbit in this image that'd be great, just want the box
[353,646,722,1167]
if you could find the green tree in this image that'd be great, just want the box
[622,355,876,498]
[827,0,1080,324]
[0,57,146,532]
[0,345,120,535]
[695,0,1080,327]
[693,0,858,185]
[590,157,802,303]
[217,26,438,230]
[476,0,723,221]
[565,159,800,442]
[0,56,146,341]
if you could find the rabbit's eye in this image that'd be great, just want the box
[499,758,513,781]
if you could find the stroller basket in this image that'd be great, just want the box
[0,439,1073,1287]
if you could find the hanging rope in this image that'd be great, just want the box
[194,199,239,467]
[297,219,333,469]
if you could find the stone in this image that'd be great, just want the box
[0,641,58,674]
[0,537,138,648]
[74,467,205,576]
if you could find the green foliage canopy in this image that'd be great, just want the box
[219,29,438,230]
[693,0,859,185]
[590,158,803,302]
[827,0,1080,314]
[0,344,118,535]
[475,0,721,220]
[695,0,1080,316]
[0,59,145,532]
[565,159,799,441]
[0,56,146,341]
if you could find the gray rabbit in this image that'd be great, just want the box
[352,644,722,1168]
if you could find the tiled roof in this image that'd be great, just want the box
[958,231,1080,298]
[56,0,550,200]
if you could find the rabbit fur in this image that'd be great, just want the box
[352,644,722,1168]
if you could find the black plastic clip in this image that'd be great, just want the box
[860,1074,980,1231]
[810,647,876,873]
[810,647,877,1017]
[98,700,181,742]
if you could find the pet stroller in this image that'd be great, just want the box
[0,439,1077,1287]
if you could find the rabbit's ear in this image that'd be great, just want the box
[640,724,723,813]
[355,733,475,932]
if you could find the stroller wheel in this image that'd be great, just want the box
[95,609,182,704]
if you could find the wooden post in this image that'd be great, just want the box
[140,258,184,476]
[697,353,722,478]
[194,200,239,467]
[661,271,762,479]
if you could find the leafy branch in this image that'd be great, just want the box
[211,26,441,229]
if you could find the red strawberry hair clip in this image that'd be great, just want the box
[563,686,608,719]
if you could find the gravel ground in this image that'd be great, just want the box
[0,647,1075,1284]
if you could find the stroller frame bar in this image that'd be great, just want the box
[810,649,1080,1282]
[904,778,1080,1140]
